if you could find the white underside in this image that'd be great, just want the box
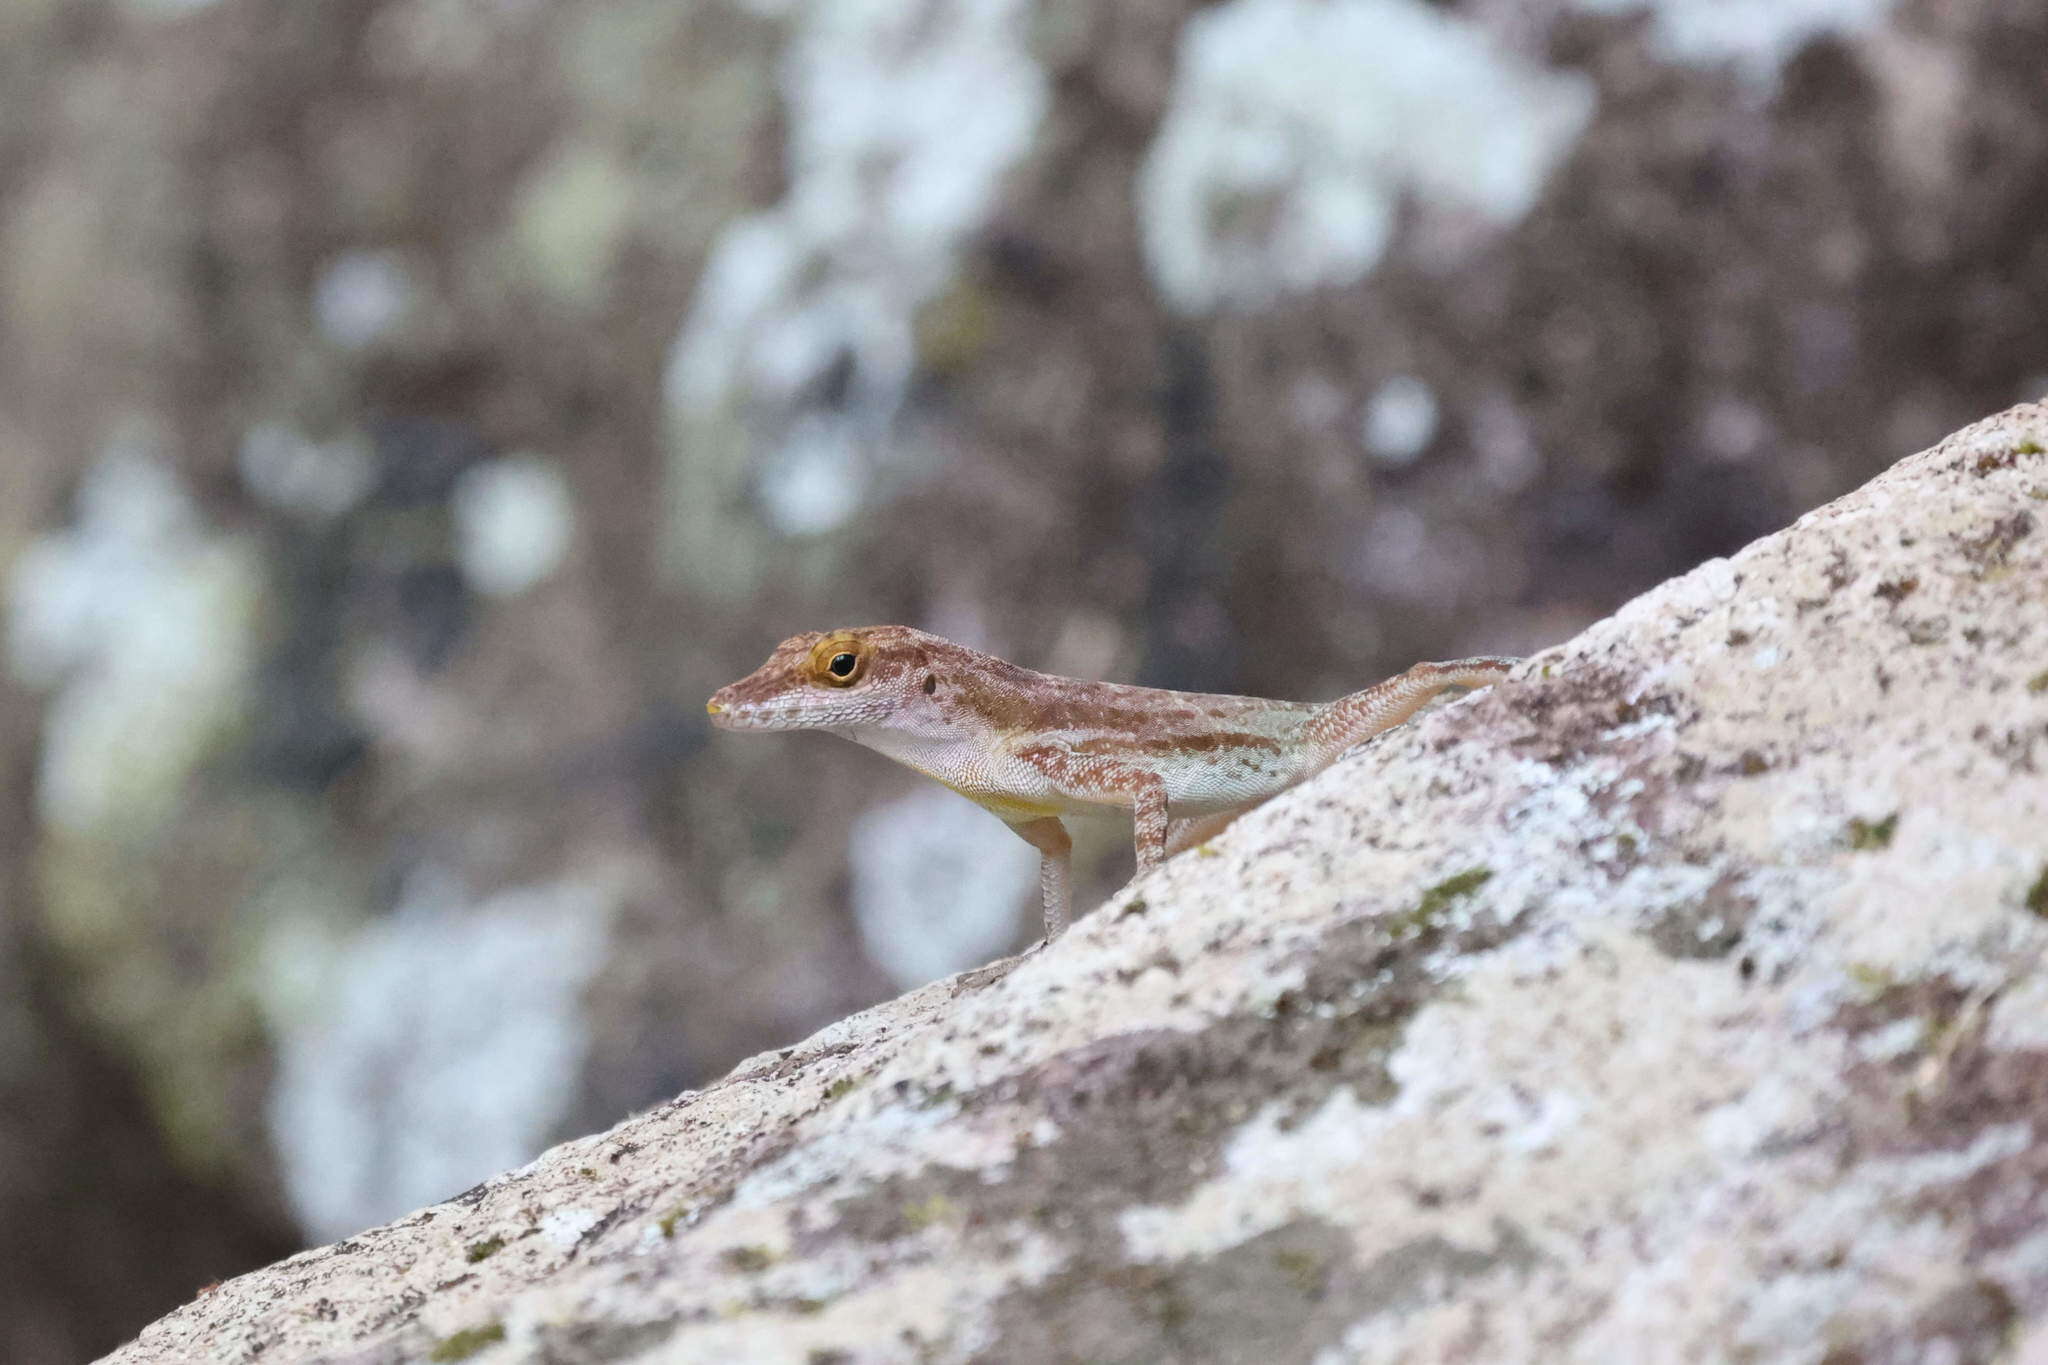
[844,725,1302,825]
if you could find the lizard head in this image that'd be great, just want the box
[707,626,949,733]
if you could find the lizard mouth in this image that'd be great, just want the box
[707,689,890,732]
[705,697,815,732]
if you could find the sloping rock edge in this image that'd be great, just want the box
[110,402,2048,1364]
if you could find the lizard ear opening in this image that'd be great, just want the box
[806,634,871,688]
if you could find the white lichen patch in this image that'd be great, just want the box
[539,1206,605,1250]
[663,0,1047,564]
[1989,975,2048,1053]
[754,412,869,538]
[267,872,617,1240]
[5,436,263,837]
[719,1082,994,1215]
[1570,0,1898,89]
[313,249,417,349]
[451,454,576,597]
[848,787,1037,990]
[1138,0,1594,313]
[239,422,376,521]
[1361,375,1440,466]
[525,1254,1035,1365]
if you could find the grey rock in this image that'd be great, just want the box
[105,402,2048,1362]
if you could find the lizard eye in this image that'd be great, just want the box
[807,635,870,688]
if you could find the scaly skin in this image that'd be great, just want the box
[708,626,1516,940]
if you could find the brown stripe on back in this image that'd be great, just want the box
[941,653,1064,734]
[914,631,1319,741]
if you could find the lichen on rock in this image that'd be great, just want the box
[661,0,1051,583]
[1138,0,1595,314]
[6,435,272,1175]
[106,401,2048,1363]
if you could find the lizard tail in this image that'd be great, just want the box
[1297,656,1517,778]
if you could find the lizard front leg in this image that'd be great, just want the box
[1014,745,1172,872]
[1009,815,1073,939]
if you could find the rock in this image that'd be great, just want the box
[106,403,2048,1363]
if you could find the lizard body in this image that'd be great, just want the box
[708,626,1515,938]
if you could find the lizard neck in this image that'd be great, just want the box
[838,706,995,765]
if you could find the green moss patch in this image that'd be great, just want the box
[720,1245,775,1273]
[1847,814,1899,851]
[430,1323,506,1361]
[1385,868,1494,937]
[901,1194,957,1232]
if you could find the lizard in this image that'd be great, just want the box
[707,626,1516,939]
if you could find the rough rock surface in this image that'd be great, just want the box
[109,405,2048,1362]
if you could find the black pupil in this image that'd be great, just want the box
[829,652,857,678]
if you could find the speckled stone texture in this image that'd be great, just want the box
[106,403,2048,1363]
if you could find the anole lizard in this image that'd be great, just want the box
[708,627,1515,939]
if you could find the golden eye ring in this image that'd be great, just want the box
[807,635,869,688]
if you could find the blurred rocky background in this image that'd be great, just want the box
[0,0,2043,1358]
